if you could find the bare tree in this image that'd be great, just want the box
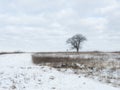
[66,34,87,52]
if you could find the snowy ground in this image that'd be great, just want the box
[0,53,119,90]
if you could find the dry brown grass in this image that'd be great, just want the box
[32,52,120,87]
[32,54,94,65]
[32,55,69,64]
[32,52,120,70]
[32,53,95,70]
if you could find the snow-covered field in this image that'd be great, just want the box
[0,53,119,90]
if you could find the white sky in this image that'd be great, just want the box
[0,0,120,52]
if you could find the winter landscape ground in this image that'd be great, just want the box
[0,52,120,90]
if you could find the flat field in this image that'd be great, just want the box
[0,52,119,90]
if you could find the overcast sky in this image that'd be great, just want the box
[0,0,120,52]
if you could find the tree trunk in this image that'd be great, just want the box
[76,48,79,52]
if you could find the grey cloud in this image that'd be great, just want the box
[0,0,120,51]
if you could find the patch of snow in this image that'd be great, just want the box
[0,53,119,90]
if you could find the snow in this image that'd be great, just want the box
[0,53,119,90]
